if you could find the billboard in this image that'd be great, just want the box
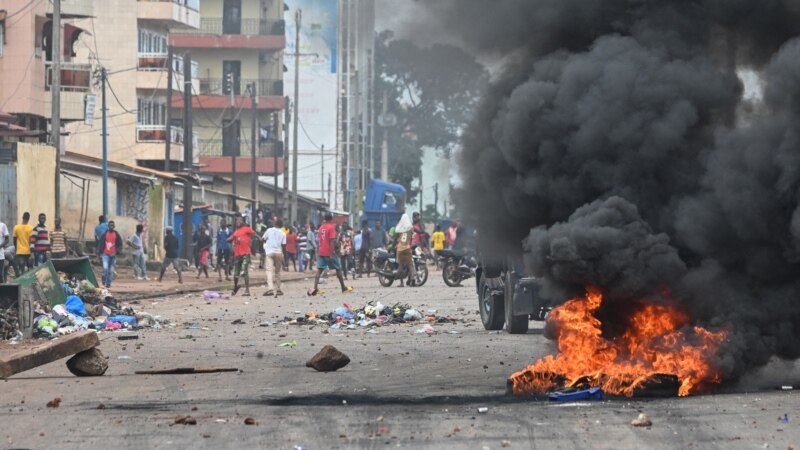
[284,0,337,203]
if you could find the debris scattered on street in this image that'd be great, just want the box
[117,334,139,340]
[279,341,298,348]
[779,385,793,390]
[203,290,228,300]
[244,417,256,425]
[174,415,197,425]
[306,345,351,372]
[501,440,512,448]
[46,397,62,408]
[134,367,238,375]
[631,413,653,427]
[66,347,108,376]
[779,414,789,424]
[548,387,603,402]
[278,301,461,331]
[478,407,489,414]
[0,330,100,378]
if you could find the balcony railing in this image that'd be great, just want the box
[171,18,285,36]
[197,78,283,97]
[137,125,198,148]
[137,0,200,10]
[137,53,199,77]
[198,139,281,158]
[45,62,92,92]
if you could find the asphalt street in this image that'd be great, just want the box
[1,269,799,449]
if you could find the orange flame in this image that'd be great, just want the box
[509,287,727,397]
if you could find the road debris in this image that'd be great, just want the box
[175,415,197,425]
[779,414,789,424]
[0,330,100,378]
[135,367,238,375]
[279,341,298,348]
[478,407,489,414]
[278,301,460,330]
[66,347,108,376]
[244,417,256,425]
[46,397,62,408]
[501,440,512,447]
[631,413,653,427]
[306,345,351,372]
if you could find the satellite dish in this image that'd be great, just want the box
[378,113,397,128]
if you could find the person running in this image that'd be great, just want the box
[285,227,297,271]
[12,212,33,276]
[357,220,372,277]
[30,213,50,266]
[431,225,446,270]
[308,212,353,296]
[394,213,417,287]
[127,224,148,280]
[0,219,9,283]
[228,215,255,296]
[158,226,183,283]
[262,219,286,297]
[195,223,212,279]
[50,218,68,259]
[297,226,308,272]
[98,220,123,288]
[215,221,232,281]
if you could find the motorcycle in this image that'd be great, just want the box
[439,249,477,287]
[372,248,429,287]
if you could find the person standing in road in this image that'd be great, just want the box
[94,215,108,253]
[262,219,286,297]
[431,225,446,270]
[12,212,33,276]
[126,224,148,280]
[339,226,354,279]
[0,219,9,283]
[372,221,388,250]
[99,220,123,288]
[228,215,255,296]
[195,223,212,279]
[285,227,297,272]
[215,221,232,281]
[297,226,308,273]
[30,213,50,266]
[394,213,417,287]
[158,226,183,283]
[306,224,317,269]
[50,219,68,259]
[308,212,352,296]
[357,220,372,277]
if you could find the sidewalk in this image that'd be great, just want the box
[103,263,315,300]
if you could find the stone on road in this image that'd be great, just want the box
[66,347,109,377]
[306,345,351,372]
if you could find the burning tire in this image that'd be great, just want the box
[504,268,529,334]
[479,274,505,330]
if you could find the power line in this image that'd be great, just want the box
[5,0,43,21]
[0,52,36,110]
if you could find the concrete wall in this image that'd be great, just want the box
[15,143,56,225]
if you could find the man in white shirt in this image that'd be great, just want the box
[0,221,8,283]
[262,219,286,298]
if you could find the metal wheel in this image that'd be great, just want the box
[414,260,429,286]
[377,260,394,287]
[442,259,462,287]
[479,274,505,330]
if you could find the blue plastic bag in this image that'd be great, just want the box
[65,295,87,316]
[107,315,138,326]
[334,307,354,320]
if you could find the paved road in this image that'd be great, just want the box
[2,269,799,449]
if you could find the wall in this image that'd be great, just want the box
[15,143,55,225]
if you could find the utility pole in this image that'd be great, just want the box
[380,90,388,180]
[434,182,439,222]
[228,72,236,207]
[418,170,423,217]
[290,8,301,226]
[320,144,325,203]
[164,47,173,172]
[101,67,108,218]
[250,82,258,227]
[52,0,62,219]
[279,106,287,215]
[283,97,290,219]
[181,52,194,259]
[327,174,332,210]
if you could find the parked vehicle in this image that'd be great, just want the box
[372,248,429,287]
[439,249,477,287]
[361,179,407,229]
[476,258,551,334]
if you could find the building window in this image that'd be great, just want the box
[138,28,167,55]
[0,21,5,57]
[116,180,149,219]
[137,96,167,126]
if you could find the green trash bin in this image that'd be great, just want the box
[12,260,67,307]
[51,257,99,288]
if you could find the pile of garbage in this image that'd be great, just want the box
[28,273,166,339]
[279,301,461,330]
[1,307,20,340]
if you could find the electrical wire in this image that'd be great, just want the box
[0,52,36,109]
[4,0,43,22]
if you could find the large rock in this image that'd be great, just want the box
[306,345,350,372]
[0,330,99,378]
[66,347,108,377]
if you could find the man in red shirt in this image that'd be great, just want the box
[99,220,123,288]
[308,212,353,296]
[227,215,256,296]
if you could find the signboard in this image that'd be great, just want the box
[84,94,96,126]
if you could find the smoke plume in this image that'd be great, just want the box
[417,0,800,380]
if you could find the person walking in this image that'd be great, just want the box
[0,219,9,283]
[196,224,212,278]
[285,228,297,272]
[308,212,353,296]
[297,226,308,272]
[357,220,372,277]
[306,224,317,269]
[394,213,417,287]
[215,221,232,281]
[228,215,255,296]
[50,219,68,259]
[158,226,183,283]
[262,219,286,297]
[12,212,33,276]
[94,215,108,250]
[127,224,148,280]
[30,213,50,266]
[98,220,123,288]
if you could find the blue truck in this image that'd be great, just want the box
[361,179,407,229]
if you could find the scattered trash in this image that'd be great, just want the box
[415,325,435,335]
[275,302,456,331]
[259,321,271,327]
[46,397,62,408]
[365,329,378,334]
[501,440,512,448]
[780,385,793,391]
[548,387,603,402]
[244,417,256,425]
[478,407,489,414]
[279,341,298,348]
[631,413,653,427]
[117,355,131,360]
[403,309,423,321]
[779,414,789,424]
[117,334,139,341]
[96,403,106,409]
[307,345,351,372]
[175,415,197,425]
[135,367,238,375]
[203,291,228,300]
[231,319,245,325]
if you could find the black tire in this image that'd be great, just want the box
[377,261,394,287]
[414,261,429,286]
[504,269,529,334]
[442,259,462,287]
[479,274,505,330]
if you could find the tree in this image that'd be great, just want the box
[375,31,489,205]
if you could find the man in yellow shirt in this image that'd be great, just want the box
[431,225,446,271]
[12,212,34,276]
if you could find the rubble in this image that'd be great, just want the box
[631,413,653,427]
[278,301,461,331]
[306,345,351,372]
[0,330,100,378]
[66,348,109,377]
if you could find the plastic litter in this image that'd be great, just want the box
[548,387,603,402]
[279,341,298,348]
[65,295,87,316]
[403,309,423,321]
[203,290,228,299]
[478,407,489,414]
[779,414,789,424]
[416,324,435,335]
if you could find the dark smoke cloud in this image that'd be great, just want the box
[415,0,800,380]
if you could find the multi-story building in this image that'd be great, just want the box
[170,0,286,203]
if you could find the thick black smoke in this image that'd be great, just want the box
[415,0,800,379]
